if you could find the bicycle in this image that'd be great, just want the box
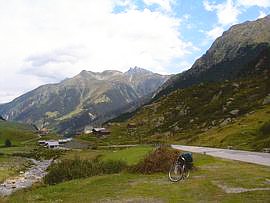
[168,152,193,182]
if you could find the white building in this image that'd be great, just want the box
[45,141,59,149]
[58,138,73,144]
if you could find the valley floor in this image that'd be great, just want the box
[1,147,270,203]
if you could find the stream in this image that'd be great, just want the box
[0,159,52,196]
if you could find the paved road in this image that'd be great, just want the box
[171,145,270,167]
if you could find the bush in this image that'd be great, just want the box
[130,146,180,174]
[44,158,127,185]
[4,139,12,147]
[260,120,270,135]
[101,160,127,174]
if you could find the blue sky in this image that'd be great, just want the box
[0,0,269,103]
[114,0,270,73]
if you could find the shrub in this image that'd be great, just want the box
[101,160,127,174]
[44,158,127,185]
[260,120,270,135]
[130,146,180,174]
[4,139,12,147]
[91,142,98,150]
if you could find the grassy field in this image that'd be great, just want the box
[0,155,32,183]
[0,121,37,147]
[2,146,270,203]
[61,146,153,165]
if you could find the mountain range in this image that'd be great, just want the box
[1,15,270,142]
[0,67,169,134]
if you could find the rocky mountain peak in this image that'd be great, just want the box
[125,66,153,76]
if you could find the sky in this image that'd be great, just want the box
[0,0,269,104]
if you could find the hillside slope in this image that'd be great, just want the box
[106,71,270,150]
[105,16,270,150]
[0,120,38,146]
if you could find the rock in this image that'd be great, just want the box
[174,126,180,131]
[201,122,207,128]
[211,90,223,102]
[220,118,232,127]
[226,101,232,106]
[229,109,240,116]
[232,83,239,88]
[201,128,208,132]
[263,94,270,105]
[178,109,187,116]
[158,116,164,122]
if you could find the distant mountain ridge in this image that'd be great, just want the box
[0,67,169,134]
[155,15,270,99]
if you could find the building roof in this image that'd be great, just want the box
[45,141,59,146]
[92,128,106,132]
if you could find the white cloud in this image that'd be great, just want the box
[203,0,269,43]
[143,0,175,12]
[0,0,195,103]
[203,0,240,26]
[206,26,224,40]
[258,10,268,18]
[237,0,270,8]
[203,0,241,43]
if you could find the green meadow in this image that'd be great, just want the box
[1,146,269,203]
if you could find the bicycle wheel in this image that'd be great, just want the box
[168,163,184,182]
[182,164,190,179]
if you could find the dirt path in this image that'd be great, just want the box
[0,159,52,196]
[171,145,270,166]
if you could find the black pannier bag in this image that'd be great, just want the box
[180,152,193,169]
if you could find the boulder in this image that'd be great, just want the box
[173,126,180,131]
[232,83,240,88]
[211,120,217,126]
[263,94,270,105]
[229,109,240,116]
[178,109,188,116]
[220,118,232,127]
